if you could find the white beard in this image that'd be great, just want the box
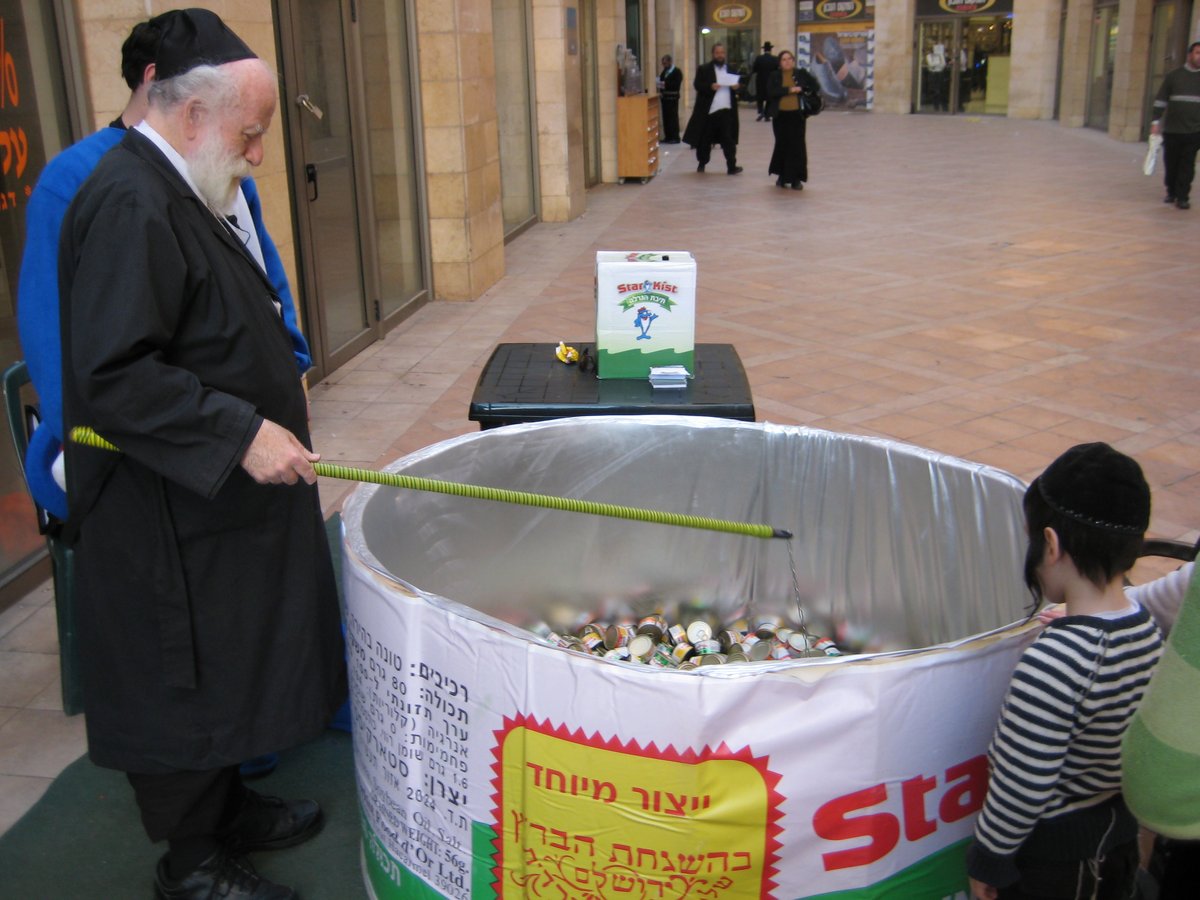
[188,127,251,215]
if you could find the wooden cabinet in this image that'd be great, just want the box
[617,94,660,183]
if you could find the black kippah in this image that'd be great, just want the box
[1034,442,1150,535]
[153,8,257,81]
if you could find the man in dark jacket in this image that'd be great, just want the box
[658,55,683,143]
[752,41,779,121]
[1151,41,1200,210]
[682,44,743,175]
[58,11,346,899]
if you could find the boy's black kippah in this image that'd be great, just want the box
[154,8,256,81]
[1033,442,1150,535]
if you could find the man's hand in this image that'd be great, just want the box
[969,877,997,900]
[241,419,320,485]
[1150,120,1161,136]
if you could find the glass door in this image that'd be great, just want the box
[1144,0,1190,135]
[1086,2,1119,130]
[915,20,956,114]
[279,0,373,376]
[492,0,539,237]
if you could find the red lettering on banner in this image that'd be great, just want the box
[813,783,898,870]
[813,755,988,872]
[901,774,938,842]
[939,755,988,823]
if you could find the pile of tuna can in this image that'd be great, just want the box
[530,606,844,669]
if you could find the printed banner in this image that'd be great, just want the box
[796,29,874,111]
[345,552,1038,899]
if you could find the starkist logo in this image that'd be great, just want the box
[616,279,680,313]
[812,755,987,871]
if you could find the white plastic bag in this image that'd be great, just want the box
[1144,133,1163,176]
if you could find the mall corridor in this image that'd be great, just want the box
[2,110,1198,835]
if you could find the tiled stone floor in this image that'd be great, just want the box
[2,111,1197,837]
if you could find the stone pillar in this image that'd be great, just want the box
[1009,0,1063,120]
[532,0,587,220]
[759,0,794,58]
[1058,0,1091,128]
[596,0,622,183]
[1109,0,1155,141]
[416,0,505,300]
[873,0,916,114]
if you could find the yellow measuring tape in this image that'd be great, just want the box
[70,426,792,540]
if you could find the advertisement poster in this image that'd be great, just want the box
[344,558,1036,900]
[795,28,874,111]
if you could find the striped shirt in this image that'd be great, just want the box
[969,603,1163,884]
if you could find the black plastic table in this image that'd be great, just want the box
[468,342,756,429]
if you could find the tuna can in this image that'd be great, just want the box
[671,641,694,663]
[694,639,722,656]
[628,634,655,661]
[636,614,668,642]
[755,620,780,640]
[717,629,741,652]
[747,640,772,662]
[686,621,713,644]
[667,624,687,645]
[529,621,554,640]
[726,645,748,663]
[677,660,699,671]
[648,646,679,668]
[581,633,606,653]
[603,646,631,661]
[769,644,792,661]
[787,632,813,652]
[605,624,634,649]
[579,623,605,642]
[697,652,727,667]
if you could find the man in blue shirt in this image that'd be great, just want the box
[17,15,311,522]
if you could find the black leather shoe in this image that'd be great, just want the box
[155,849,296,899]
[222,790,323,853]
[1164,194,1176,203]
[1177,198,1190,209]
[727,166,743,175]
[697,163,706,173]
[792,181,804,191]
[775,176,787,188]
[756,114,764,121]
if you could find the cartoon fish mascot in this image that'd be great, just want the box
[634,305,658,341]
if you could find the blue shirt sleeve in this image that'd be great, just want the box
[241,176,313,374]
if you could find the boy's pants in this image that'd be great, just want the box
[997,838,1138,900]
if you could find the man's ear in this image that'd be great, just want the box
[143,62,157,85]
[183,97,206,138]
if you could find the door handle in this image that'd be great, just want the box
[305,163,319,202]
[296,93,325,120]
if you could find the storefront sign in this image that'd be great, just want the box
[712,3,754,26]
[915,0,1012,15]
[816,1,866,21]
[798,0,875,23]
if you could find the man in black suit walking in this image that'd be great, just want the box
[752,41,779,121]
[657,55,683,143]
[682,44,743,175]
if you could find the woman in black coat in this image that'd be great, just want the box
[765,51,821,190]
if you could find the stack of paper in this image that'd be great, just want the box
[648,365,692,389]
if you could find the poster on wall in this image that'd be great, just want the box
[0,9,51,311]
[796,28,874,111]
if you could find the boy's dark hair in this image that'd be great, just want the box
[1022,443,1149,604]
[120,20,163,91]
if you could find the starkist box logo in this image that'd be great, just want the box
[615,279,681,312]
[812,755,987,871]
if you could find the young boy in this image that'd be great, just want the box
[967,443,1165,900]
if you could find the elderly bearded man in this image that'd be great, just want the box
[58,10,345,899]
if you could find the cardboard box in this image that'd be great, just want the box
[594,251,696,379]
